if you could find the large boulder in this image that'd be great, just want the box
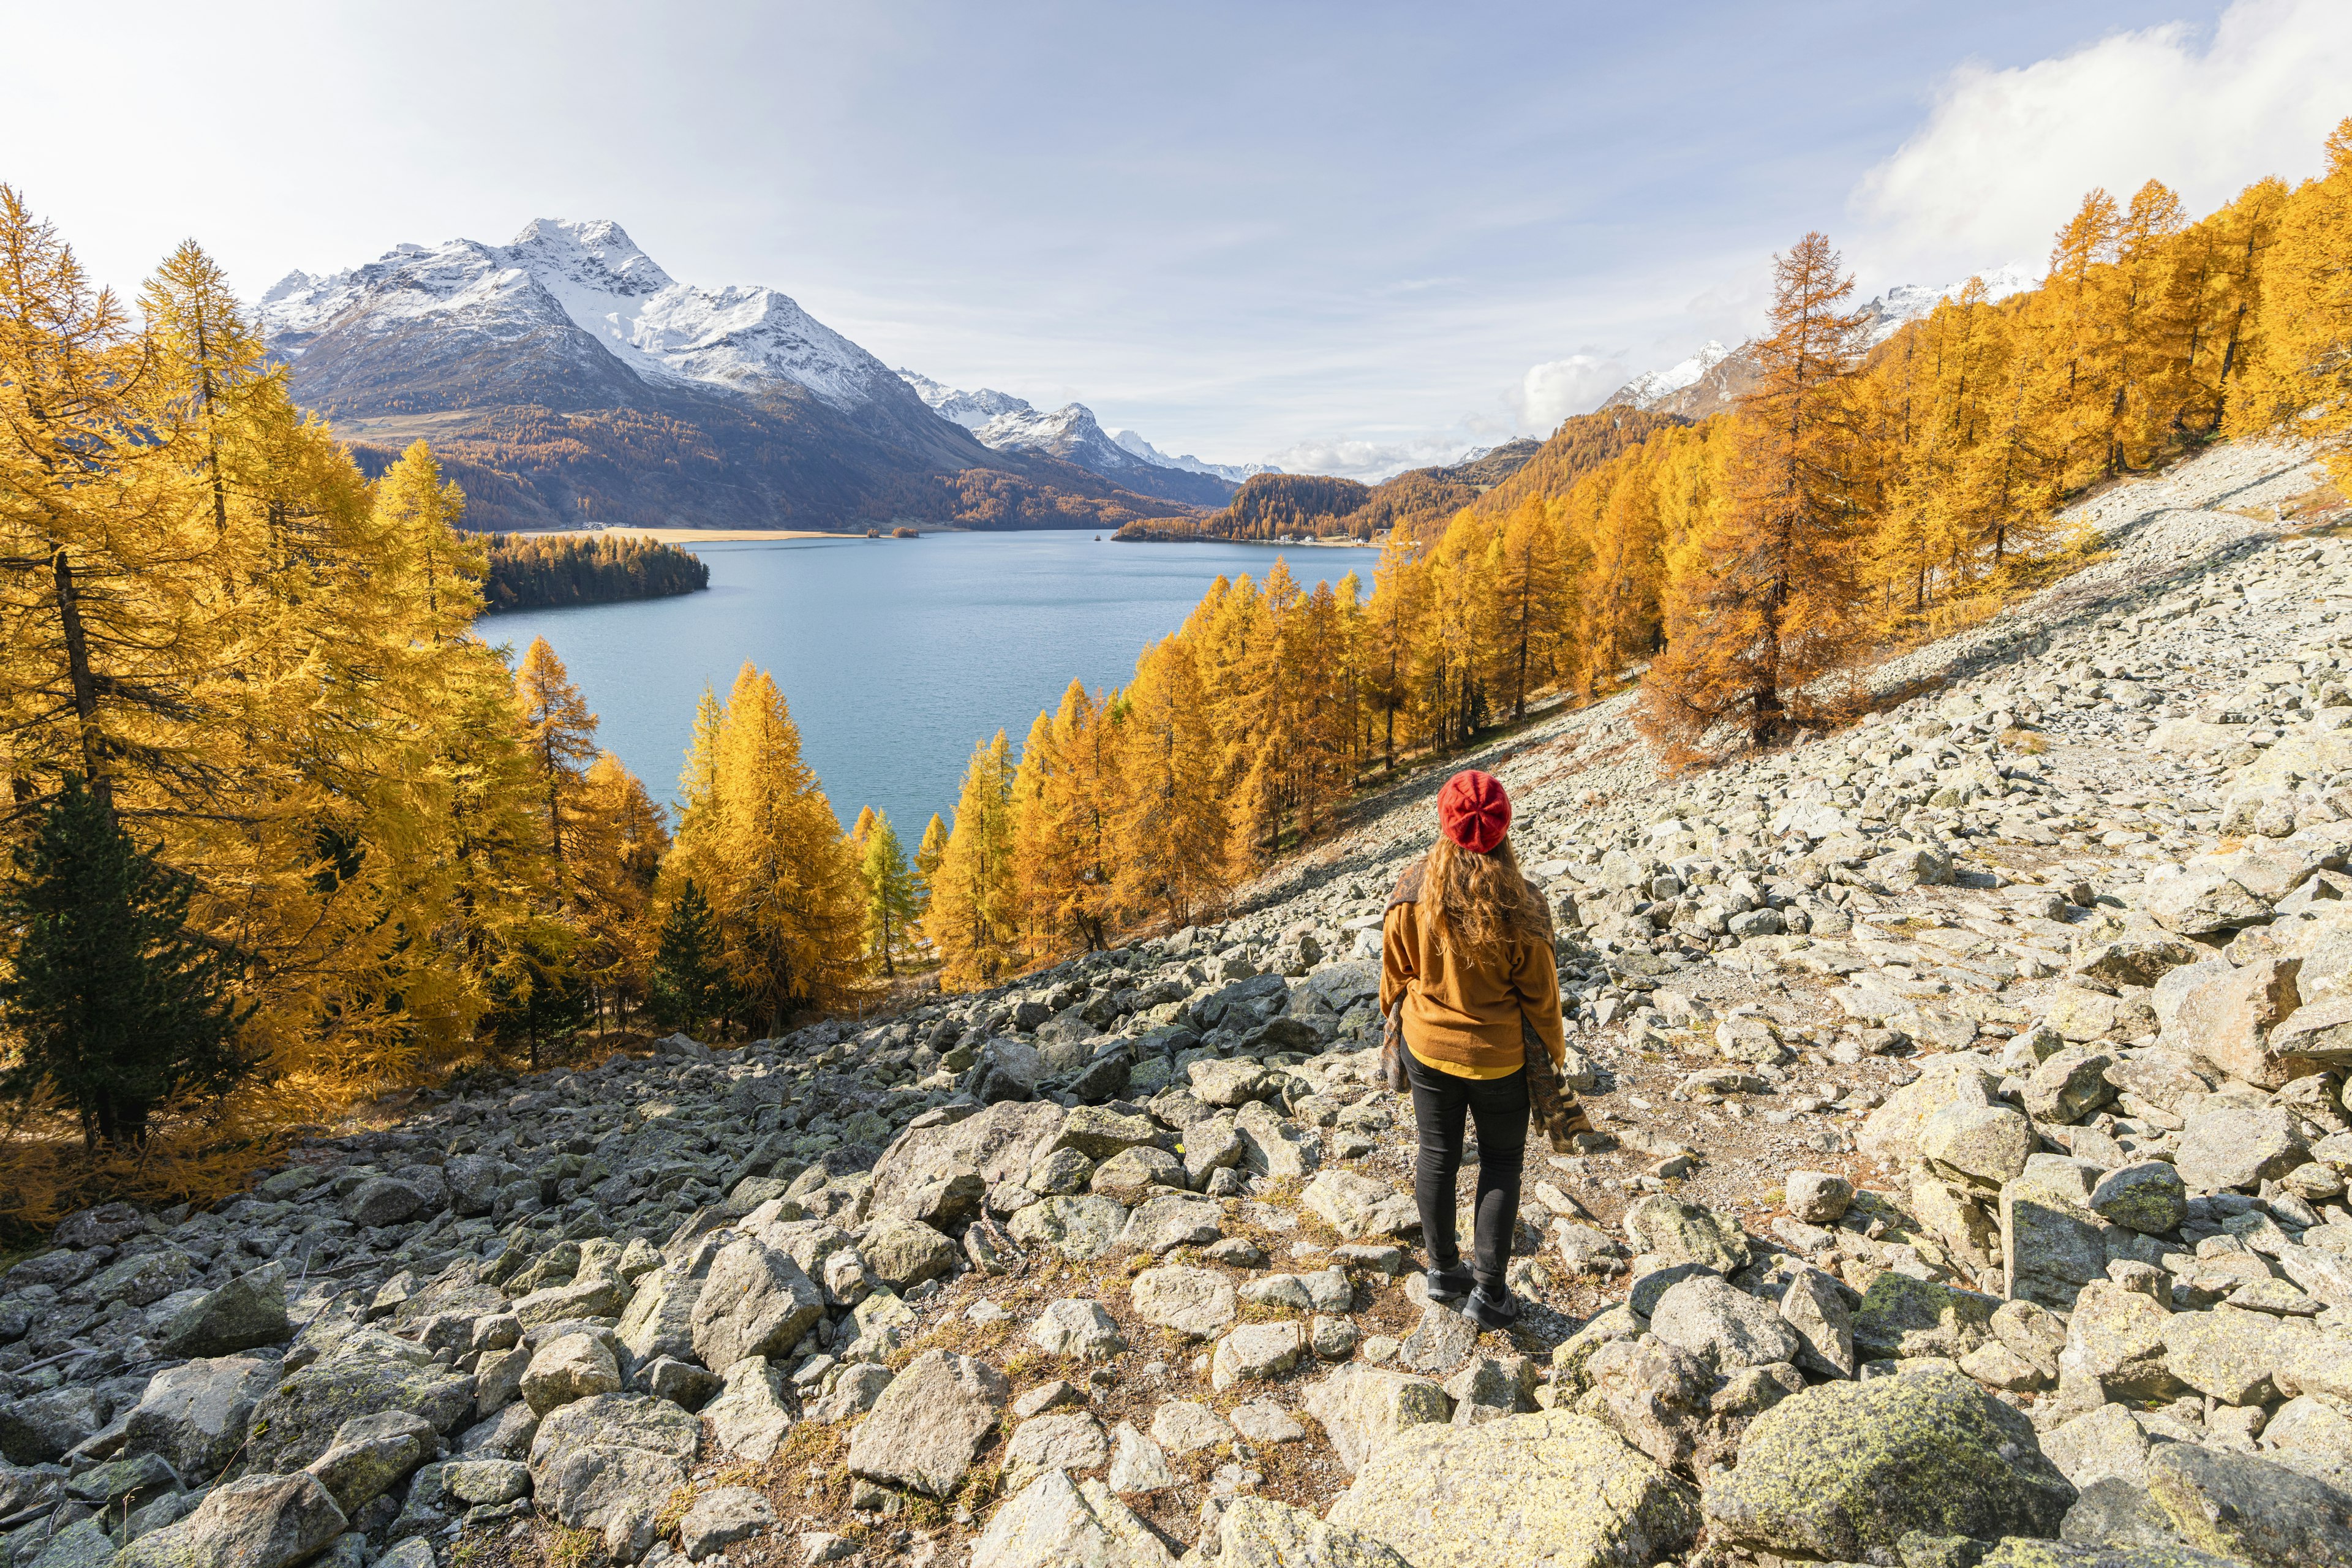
[845,1349,1008,1498]
[1326,1411,1699,1568]
[1130,1267,1237,1340]
[2145,1441,2352,1568]
[528,1394,703,1562]
[1302,1365,1453,1475]
[1620,1195,1749,1273]
[1852,1273,1997,1362]
[1649,1276,1801,1371]
[861,1219,960,1293]
[522,1332,622,1414]
[2002,1158,2116,1311]
[688,1237,824,1372]
[1302,1171,1419,1242]
[1006,1196,1131,1261]
[2175,1105,2307,1193]
[123,1355,281,1479]
[2089,1163,2188,1235]
[1218,1496,1412,1568]
[867,1100,1066,1220]
[1001,1412,1110,1494]
[2171,957,2306,1089]
[2144,868,2272,935]
[241,1340,473,1473]
[702,1357,795,1462]
[970,1470,1175,1568]
[155,1264,291,1359]
[304,1410,437,1513]
[1700,1364,2075,1562]
[2064,1283,2184,1404]
[1922,1101,2035,1189]
[116,1472,346,1568]
[616,1265,703,1365]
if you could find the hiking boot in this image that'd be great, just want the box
[1465,1284,1520,1329]
[1425,1261,1474,1302]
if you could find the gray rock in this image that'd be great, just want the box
[1851,1272,1997,1361]
[1649,1275,1803,1371]
[1002,1412,1109,1493]
[1217,1496,1412,1568]
[2146,1441,2352,1568]
[155,1264,290,1359]
[2003,1158,2116,1311]
[1147,1401,1234,1458]
[522,1331,622,1414]
[344,1177,426,1228]
[2064,1283,2184,1404]
[528,1394,702,1562]
[1129,1260,1242,1335]
[443,1458,532,1505]
[1784,1172,1853,1224]
[867,1100,1066,1223]
[2026,1047,2119,1125]
[2090,1163,2188,1234]
[1621,1195,1750,1274]
[703,1356,796,1461]
[1921,1100,2035,1190]
[2042,1403,2158,1491]
[1582,1336,1712,1470]
[859,1218,959,1292]
[1326,1411,1700,1568]
[679,1487,775,1562]
[1106,1422,1176,1494]
[1303,1365,1453,1475]
[688,1237,824,1373]
[1118,1195,1223,1254]
[845,1348,1008,1497]
[1699,1364,2075,1562]
[2176,1105,2307,1193]
[1396,1303,1479,1375]
[1006,1195,1131,1261]
[1090,1146,1186,1204]
[616,1265,704,1366]
[1033,1298,1126,1361]
[241,1342,473,1473]
[304,1411,436,1513]
[806,1362,894,1426]
[123,1355,279,1479]
[970,1471,1175,1568]
[119,1472,347,1568]
[1302,1171,1419,1242]
[2144,868,2272,935]
[1779,1265,1857,1379]
[0,1386,102,1466]
[1213,1322,1307,1392]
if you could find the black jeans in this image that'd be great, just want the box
[1403,1046,1529,1293]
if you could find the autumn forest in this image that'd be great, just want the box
[4,121,2352,1221]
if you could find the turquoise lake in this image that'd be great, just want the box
[482,532,1377,840]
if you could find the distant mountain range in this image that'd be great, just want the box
[1117,437,1547,544]
[257,219,1196,533]
[1601,262,2037,421]
[894,372,1246,507]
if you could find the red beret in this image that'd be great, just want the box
[1438,769,1510,855]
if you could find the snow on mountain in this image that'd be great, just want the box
[1607,341,1733,411]
[1601,262,2042,417]
[897,369,1033,430]
[894,371,1245,502]
[1858,260,2038,345]
[257,219,903,412]
[1106,429,1272,486]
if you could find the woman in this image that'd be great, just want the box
[1378,768,1564,1329]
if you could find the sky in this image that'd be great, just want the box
[5,0,2348,478]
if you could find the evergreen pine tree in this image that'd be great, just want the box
[0,777,248,1149]
[646,878,734,1036]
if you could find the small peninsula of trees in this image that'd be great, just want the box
[483,531,710,611]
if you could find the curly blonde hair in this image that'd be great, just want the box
[1423,834,1554,955]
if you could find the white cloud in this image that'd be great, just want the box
[1852,0,2352,281]
[1259,433,1487,483]
[1510,353,1630,433]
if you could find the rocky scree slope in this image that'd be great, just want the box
[7,442,2352,1568]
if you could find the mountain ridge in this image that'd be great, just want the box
[259,220,1196,533]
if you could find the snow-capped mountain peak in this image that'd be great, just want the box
[894,370,1250,503]
[1609,341,1732,410]
[1107,428,1272,486]
[255,221,901,411]
[1858,260,2038,345]
[898,369,1032,431]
